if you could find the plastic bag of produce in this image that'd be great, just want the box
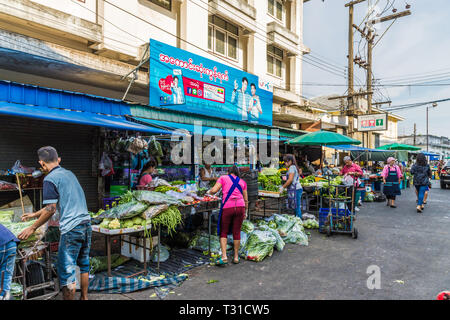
[258,225,285,251]
[241,230,277,262]
[89,254,130,274]
[241,220,254,234]
[4,220,47,248]
[141,204,169,220]
[96,201,149,221]
[283,223,308,246]
[0,181,18,191]
[151,245,170,262]
[273,214,296,237]
[188,232,231,255]
[303,219,319,229]
[133,190,181,205]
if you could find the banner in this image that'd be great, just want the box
[149,39,273,126]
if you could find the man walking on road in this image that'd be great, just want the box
[18,146,91,300]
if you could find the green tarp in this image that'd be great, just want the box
[350,150,409,162]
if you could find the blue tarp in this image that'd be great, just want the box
[326,144,384,152]
[0,102,172,134]
[133,117,285,140]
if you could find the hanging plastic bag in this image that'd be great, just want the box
[343,174,354,186]
[99,152,114,177]
[11,160,34,174]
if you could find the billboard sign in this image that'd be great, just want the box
[357,113,388,131]
[149,39,273,126]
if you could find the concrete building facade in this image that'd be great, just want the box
[398,135,450,158]
[0,0,321,128]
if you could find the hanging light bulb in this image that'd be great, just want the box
[406,3,411,9]
[392,8,397,13]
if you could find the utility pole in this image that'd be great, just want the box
[413,123,416,146]
[345,0,366,139]
[366,27,374,148]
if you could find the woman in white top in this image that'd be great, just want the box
[200,164,217,189]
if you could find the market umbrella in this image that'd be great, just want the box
[377,143,421,151]
[286,130,362,146]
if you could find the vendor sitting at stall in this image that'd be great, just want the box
[340,156,363,212]
[0,224,19,300]
[137,159,157,188]
[199,163,218,189]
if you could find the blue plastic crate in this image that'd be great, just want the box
[319,208,352,232]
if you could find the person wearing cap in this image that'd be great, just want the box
[340,156,363,212]
[18,146,91,300]
[381,157,403,208]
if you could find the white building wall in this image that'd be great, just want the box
[30,0,97,22]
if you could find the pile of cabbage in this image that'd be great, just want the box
[239,214,309,262]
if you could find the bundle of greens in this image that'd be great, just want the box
[89,254,130,274]
[0,210,14,223]
[118,190,134,205]
[95,201,149,221]
[258,225,285,251]
[240,230,277,262]
[282,222,308,246]
[150,206,182,236]
[189,232,231,255]
[170,180,186,186]
[258,172,282,192]
[241,220,255,234]
[300,175,316,185]
[4,220,46,248]
[154,185,181,193]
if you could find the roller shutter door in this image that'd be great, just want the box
[0,116,99,210]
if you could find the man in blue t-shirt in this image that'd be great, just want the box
[0,224,19,300]
[18,146,91,300]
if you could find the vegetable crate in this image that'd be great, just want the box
[102,197,120,210]
[319,208,358,239]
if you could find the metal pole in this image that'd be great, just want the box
[427,106,429,152]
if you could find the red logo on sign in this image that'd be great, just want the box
[159,75,173,95]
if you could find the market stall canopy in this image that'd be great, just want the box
[326,145,384,152]
[0,102,172,134]
[132,117,286,141]
[286,130,361,146]
[377,143,421,151]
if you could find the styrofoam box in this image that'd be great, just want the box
[121,235,159,263]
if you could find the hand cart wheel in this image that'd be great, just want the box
[352,227,358,239]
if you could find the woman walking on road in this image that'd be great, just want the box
[381,157,403,208]
[411,153,432,213]
[207,165,248,266]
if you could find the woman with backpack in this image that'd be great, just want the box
[207,165,248,266]
[411,153,432,213]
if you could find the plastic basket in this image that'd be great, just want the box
[102,196,120,210]
[319,208,352,232]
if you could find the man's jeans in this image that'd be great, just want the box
[0,241,17,299]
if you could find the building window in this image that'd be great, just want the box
[267,45,283,78]
[208,15,239,60]
[268,0,283,22]
[149,0,171,11]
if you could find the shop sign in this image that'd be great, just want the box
[149,39,273,126]
[357,114,388,131]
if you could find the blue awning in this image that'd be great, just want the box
[326,144,384,152]
[420,151,440,157]
[0,102,172,134]
[133,117,285,140]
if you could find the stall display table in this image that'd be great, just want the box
[255,191,287,218]
[92,225,154,276]
[13,242,59,300]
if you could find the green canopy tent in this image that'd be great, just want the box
[377,143,421,151]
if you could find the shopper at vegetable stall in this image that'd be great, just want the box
[381,157,403,209]
[18,146,91,300]
[207,165,248,266]
[340,156,363,212]
[199,163,218,189]
[280,154,303,218]
[411,153,432,213]
[137,159,157,188]
[0,224,19,300]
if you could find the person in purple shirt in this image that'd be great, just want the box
[0,224,19,300]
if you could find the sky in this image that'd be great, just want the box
[302,0,450,138]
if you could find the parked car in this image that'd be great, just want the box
[439,161,450,189]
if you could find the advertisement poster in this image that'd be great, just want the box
[357,114,388,131]
[149,39,273,126]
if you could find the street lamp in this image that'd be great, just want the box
[426,102,438,152]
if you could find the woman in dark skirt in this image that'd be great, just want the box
[381,157,403,208]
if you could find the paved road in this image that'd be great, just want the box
[79,181,450,300]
